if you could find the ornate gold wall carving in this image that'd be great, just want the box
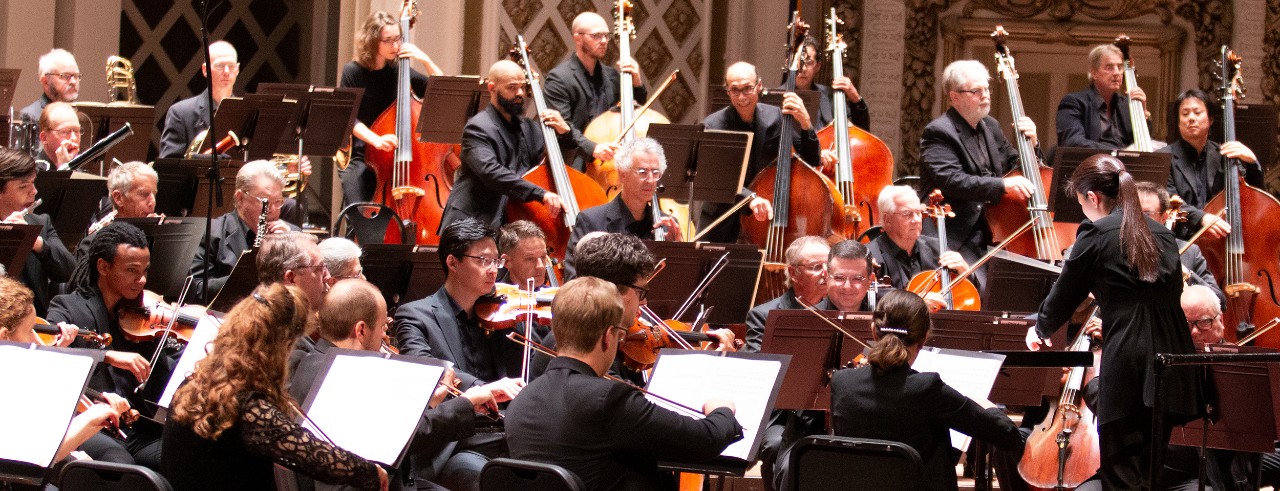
[898,0,954,177]
[1265,0,1280,186]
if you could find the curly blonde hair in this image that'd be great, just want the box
[169,283,312,440]
[354,11,398,70]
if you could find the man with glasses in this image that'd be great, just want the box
[788,37,870,131]
[744,235,832,353]
[1135,181,1224,308]
[700,62,821,243]
[544,11,647,171]
[159,41,242,158]
[36,101,82,170]
[867,185,972,300]
[20,49,80,123]
[394,217,526,491]
[825,239,875,312]
[318,237,364,288]
[188,160,301,300]
[919,60,1038,288]
[1056,44,1148,150]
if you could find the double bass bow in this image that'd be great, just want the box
[1197,47,1280,347]
[1113,35,1165,152]
[984,26,1075,261]
[504,37,608,275]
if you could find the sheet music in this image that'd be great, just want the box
[0,345,94,466]
[643,352,783,460]
[302,354,445,465]
[159,314,222,409]
[912,347,1006,450]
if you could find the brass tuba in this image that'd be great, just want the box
[106,56,139,105]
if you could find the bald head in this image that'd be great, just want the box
[205,41,240,102]
[572,12,607,32]
[571,12,610,61]
[725,62,758,83]
[1181,284,1224,345]
[488,59,524,82]
[319,278,387,350]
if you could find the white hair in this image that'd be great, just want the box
[319,237,362,275]
[614,137,667,173]
[38,49,75,75]
[1181,284,1221,315]
[235,160,285,193]
[107,161,158,194]
[941,60,989,93]
[877,185,917,221]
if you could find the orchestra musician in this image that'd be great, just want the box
[338,10,443,205]
[256,231,331,372]
[46,221,165,468]
[393,218,525,490]
[188,160,301,300]
[1028,154,1202,489]
[825,239,874,312]
[1055,44,1146,150]
[1159,88,1263,241]
[699,61,821,243]
[824,290,1024,490]
[318,237,365,286]
[289,278,513,490]
[744,235,832,354]
[787,36,870,131]
[437,60,574,231]
[866,185,971,292]
[0,148,75,317]
[918,60,1038,288]
[35,101,81,170]
[1135,181,1225,306]
[19,49,80,123]
[544,11,647,170]
[162,283,390,491]
[496,220,550,289]
[79,161,159,256]
[505,276,744,490]
[158,41,239,159]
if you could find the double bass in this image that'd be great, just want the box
[1113,35,1165,152]
[504,38,609,268]
[742,13,844,299]
[1198,47,1280,347]
[817,8,893,239]
[364,0,457,245]
[984,26,1075,261]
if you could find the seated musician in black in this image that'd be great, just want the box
[394,218,526,490]
[1160,88,1263,241]
[46,221,168,469]
[505,276,744,490]
[290,278,513,490]
[79,161,159,257]
[700,61,822,243]
[496,220,551,290]
[188,160,301,301]
[823,290,1024,490]
[744,235,831,353]
[438,59,575,231]
[0,148,75,316]
[787,36,870,132]
[255,232,331,370]
[867,185,974,304]
[1136,181,1225,307]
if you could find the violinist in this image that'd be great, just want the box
[699,61,821,243]
[786,36,870,131]
[188,160,301,300]
[1135,181,1225,306]
[338,10,442,205]
[919,60,1038,287]
[566,137,682,264]
[505,276,743,491]
[496,220,550,289]
[0,148,75,317]
[290,278,513,490]
[1055,44,1145,150]
[744,236,831,353]
[438,59,574,231]
[319,237,365,286]
[79,161,159,256]
[46,221,166,468]
[393,218,526,490]
[867,186,971,290]
[1028,154,1201,489]
[544,11,647,170]
[1159,88,1263,241]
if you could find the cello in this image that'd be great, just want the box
[1113,35,1165,152]
[504,38,609,269]
[907,190,980,310]
[364,0,456,245]
[984,26,1075,261]
[1197,47,1280,347]
[742,13,844,300]
[816,8,893,239]
[1017,322,1100,489]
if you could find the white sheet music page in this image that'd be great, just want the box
[303,355,444,465]
[159,314,222,409]
[643,352,782,460]
[0,345,94,466]
[912,347,1006,450]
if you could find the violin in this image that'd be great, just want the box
[116,291,204,344]
[475,283,555,334]
[34,317,111,348]
[619,306,740,372]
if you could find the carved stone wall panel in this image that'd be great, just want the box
[861,0,907,165]
[1265,0,1280,187]
[963,0,1174,22]
[825,0,866,89]
[1173,0,1233,92]
[898,0,954,176]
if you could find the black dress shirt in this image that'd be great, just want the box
[394,287,522,388]
[543,55,647,171]
[867,234,943,290]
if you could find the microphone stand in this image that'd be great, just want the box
[198,0,223,304]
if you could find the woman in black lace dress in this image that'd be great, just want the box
[161,284,387,490]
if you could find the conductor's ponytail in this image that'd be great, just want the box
[867,290,931,369]
[1067,154,1160,282]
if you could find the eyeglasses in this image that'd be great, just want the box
[795,262,826,274]
[619,282,649,301]
[380,36,402,45]
[1188,314,1220,330]
[46,72,81,82]
[462,254,505,270]
[726,84,760,97]
[829,274,870,285]
[633,168,663,181]
[211,62,239,73]
[50,127,81,139]
[576,32,610,41]
[954,87,991,96]
[248,196,285,209]
[888,209,923,220]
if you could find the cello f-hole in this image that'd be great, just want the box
[424,173,444,208]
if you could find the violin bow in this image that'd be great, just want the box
[612,70,680,144]
[794,298,871,351]
[1179,209,1227,255]
[938,217,1037,297]
[137,275,197,394]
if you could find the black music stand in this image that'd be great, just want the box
[208,250,257,312]
[642,240,763,324]
[0,223,41,277]
[118,217,207,300]
[646,124,753,207]
[190,95,299,161]
[1049,147,1172,223]
[72,103,155,166]
[1166,101,1278,171]
[153,158,244,218]
[359,244,416,309]
[0,68,18,144]
[416,76,489,144]
[981,251,1063,313]
[1169,345,1280,453]
[33,170,108,248]
[708,87,821,130]
[254,84,362,156]
[761,309,873,410]
[402,246,445,305]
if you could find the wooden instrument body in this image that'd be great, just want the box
[1018,390,1101,488]
[740,159,843,247]
[1199,177,1280,347]
[985,166,1076,259]
[906,271,981,310]
[504,163,608,263]
[818,122,893,240]
[365,98,459,245]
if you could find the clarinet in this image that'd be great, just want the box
[252,198,269,249]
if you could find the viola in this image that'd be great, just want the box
[619,306,739,372]
[474,283,555,334]
[34,317,111,348]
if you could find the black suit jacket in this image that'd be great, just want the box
[1055,86,1133,150]
[830,364,1023,491]
[188,211,301,300]
[543,55,647,171]
[918,108,1020,259]
[1180,241,1225,307]
[394,287,522,389]
[20,213,75,317]
[439,105,576,231]
[564,194,661,279]
[1160,138,1264,239]
[744,289,836,353]
[159,90,211,158]
[506,356,743,491]
[791,83,871,132]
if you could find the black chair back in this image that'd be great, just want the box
[59,460,173,491]
[336,202,411,245]
[480,458,584,491]
[787,436,924,491]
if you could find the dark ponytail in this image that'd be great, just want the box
[1067,154,1160,282]
[867,290,931,369]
